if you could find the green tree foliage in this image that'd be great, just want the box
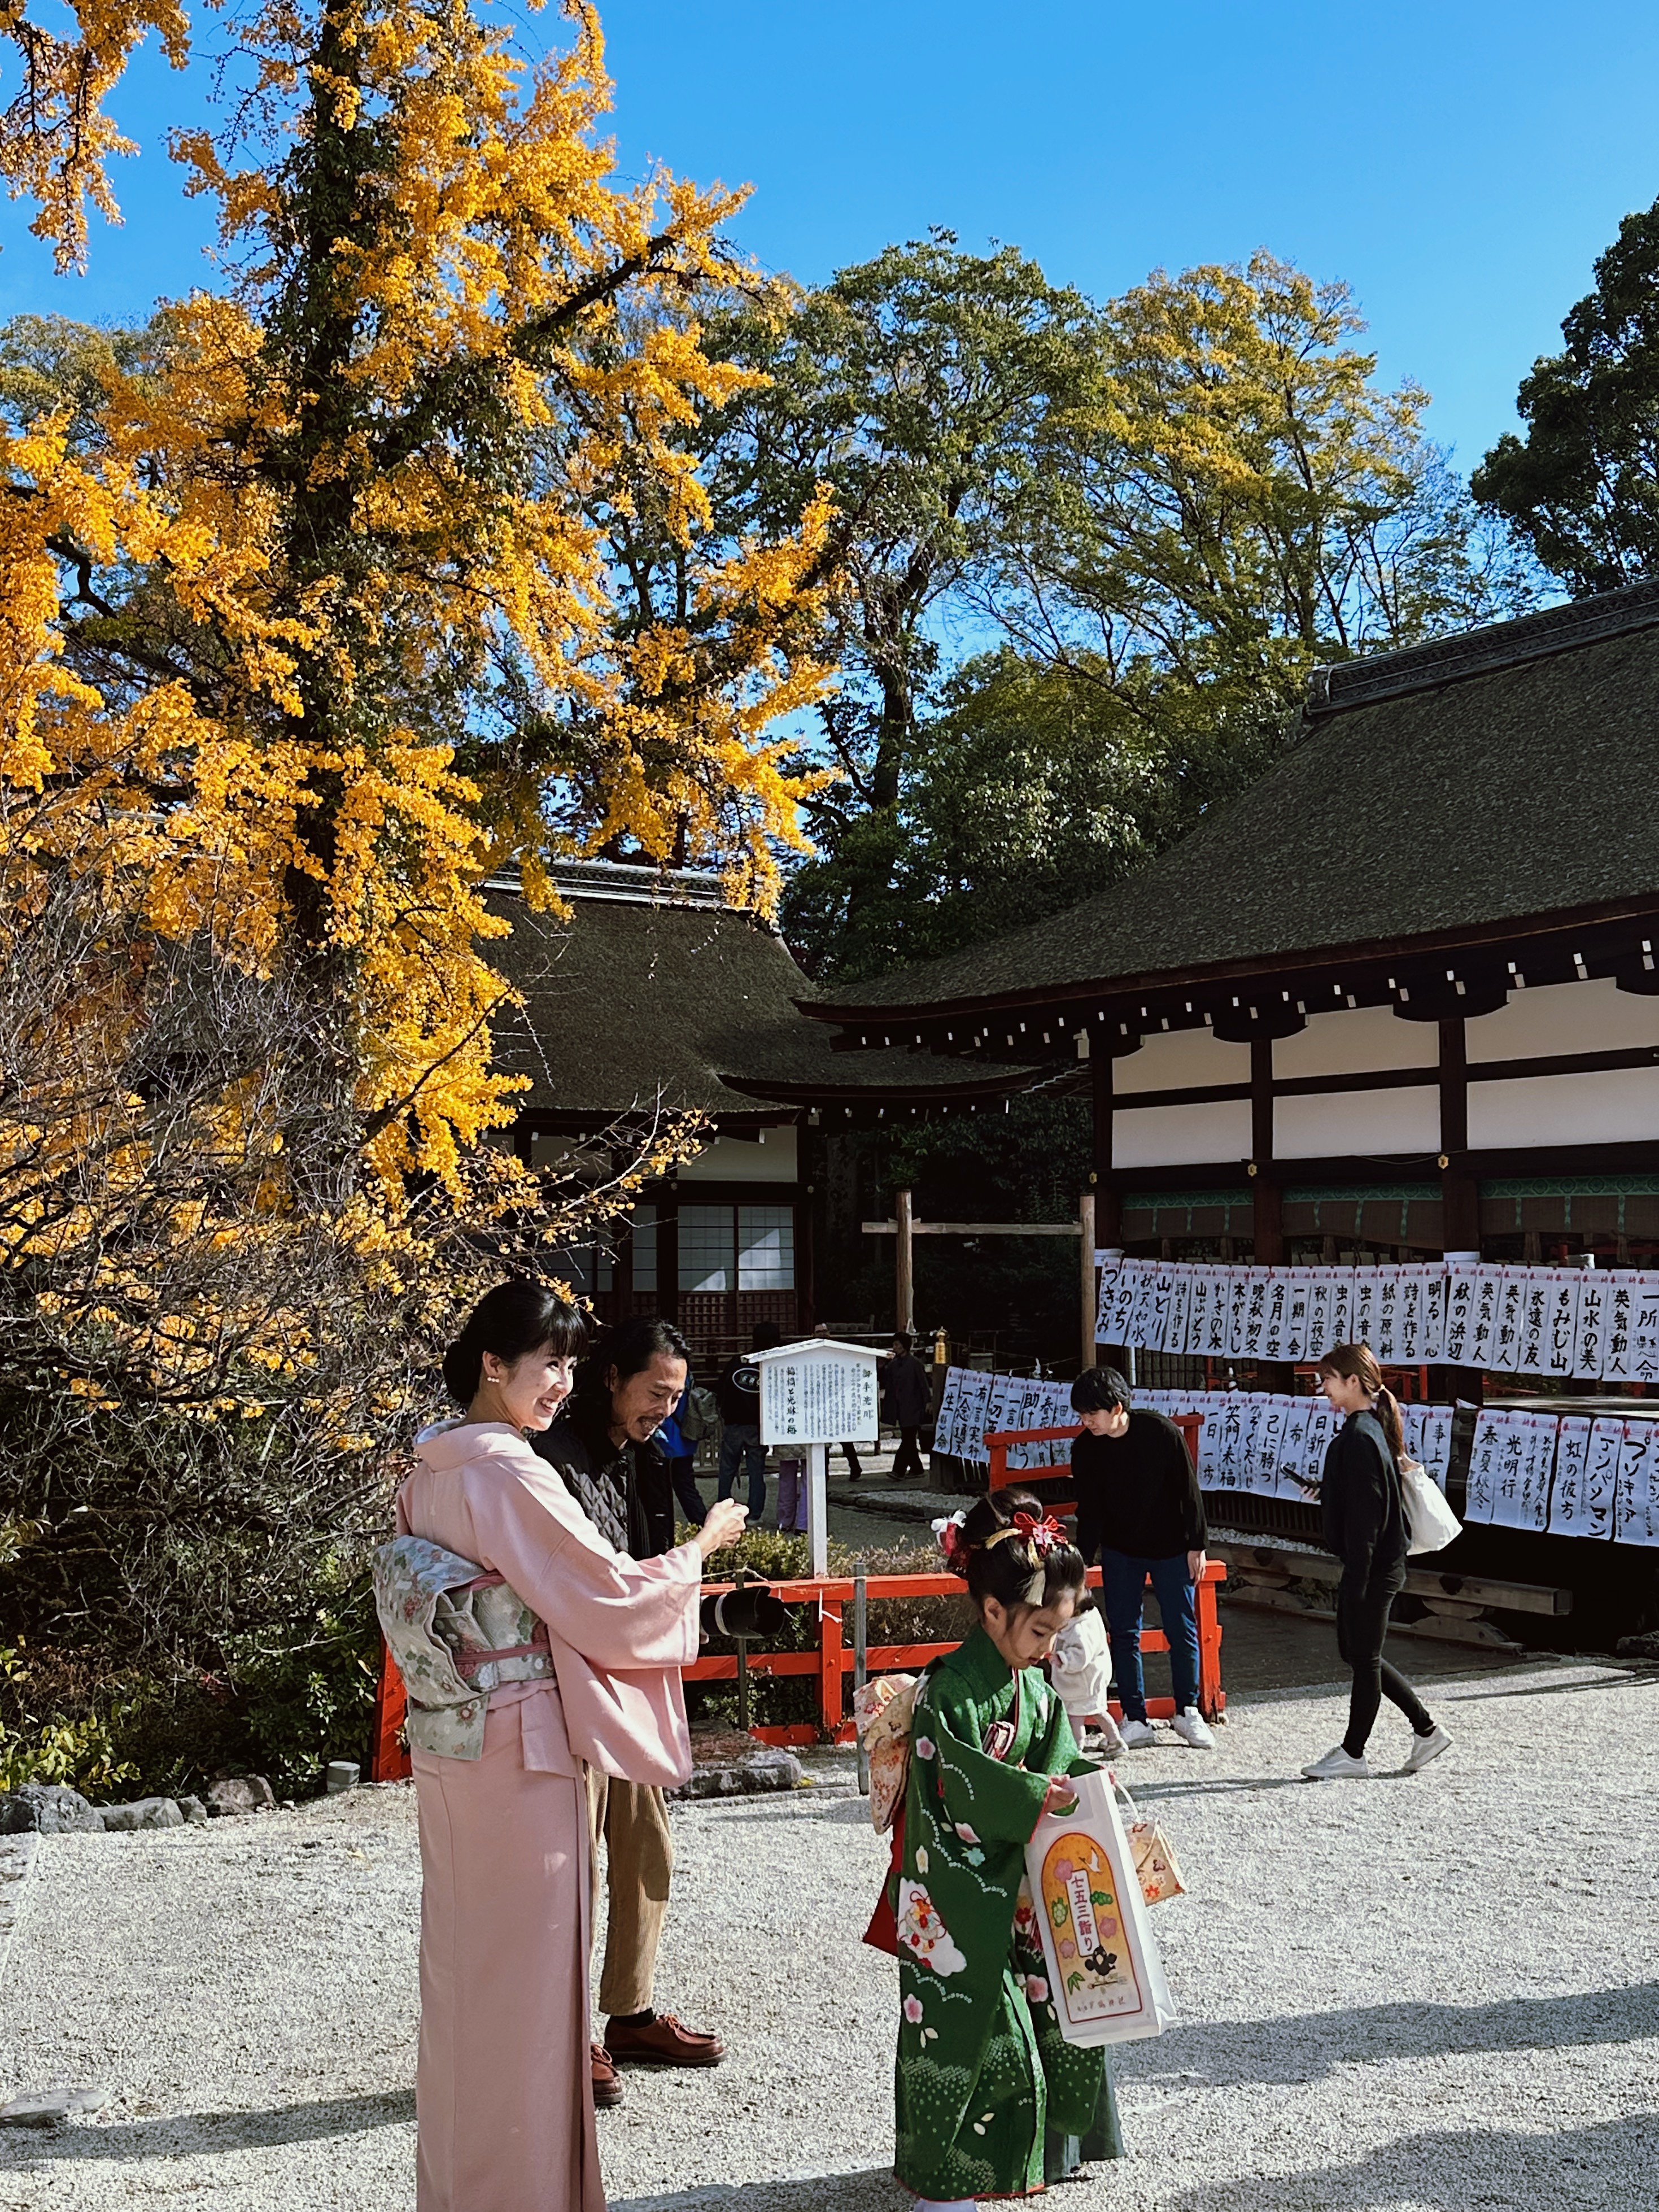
[1473,199,1659,594]
[699,235,1095,960]
[749,247,1535,984]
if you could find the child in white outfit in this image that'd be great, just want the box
[1049,1600,1124,1756]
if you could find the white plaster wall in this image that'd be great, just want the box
[1112,1097,1252,1168]
[1468,1067,1659,1150]
[1274,1086,1440,1159]
[1274,1004,1437,1080]
[1466,977,1659,1063]
[679,1127,799,1183]
[1113,1027,1251,1094]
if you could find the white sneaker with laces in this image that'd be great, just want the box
[1402,1723,1452,1774]
[1119,1717,1158,1749]
[1080,1718,1125,1757]
[1301,1743,1371,1781]
[1170,1706,1215,1750]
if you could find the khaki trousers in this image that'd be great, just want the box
[584,1768,673,2021]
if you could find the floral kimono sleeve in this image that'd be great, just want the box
[916,1674,1053,1845]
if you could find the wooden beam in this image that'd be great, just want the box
[895,1186,914,1333]
[862,1220,1084,1236]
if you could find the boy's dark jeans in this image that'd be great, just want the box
[1098,1548,1199,1720]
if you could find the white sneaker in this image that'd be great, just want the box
[1169,1706,1215,1750]
[1301,1743,1371,1781]
[1402,1723,1452,1774]
[1119,1718,1158,1749]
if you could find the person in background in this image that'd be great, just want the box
[1297,1343,1452,1781]
[1047,1596,1126,1757]
[657,1381,704,1529]
[532,1317,728,2104]
[715,1322,779,1518]
[880,1330,931,1483]
[1068,1366,1214,1752]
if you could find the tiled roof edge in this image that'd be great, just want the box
[1308,578,1659,717]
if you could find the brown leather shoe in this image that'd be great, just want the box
[604,2010,726,2067]
[591,2043,625,2107]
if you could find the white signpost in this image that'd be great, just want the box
[752,1338,880,1575]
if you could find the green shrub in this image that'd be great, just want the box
[0,1644,138,1797]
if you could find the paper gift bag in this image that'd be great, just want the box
[1112,1778,1186,1906]
[1023,1767,1177,2047]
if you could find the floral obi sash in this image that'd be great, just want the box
[373,1535,555,1760]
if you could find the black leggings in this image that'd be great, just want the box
[1337,1572,1433,1756]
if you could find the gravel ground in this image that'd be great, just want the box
[2,1659,1657,2210]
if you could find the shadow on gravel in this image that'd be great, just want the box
[1122,1983,1659,2089]
[612,2174,905,2212]
[1152,2111,1659,2210]
[0,2089,415,2163]
[1439,1670,1656,1704]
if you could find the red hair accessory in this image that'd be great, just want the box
[1011,1509,1065,1554]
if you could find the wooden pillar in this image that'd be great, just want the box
[796,1114,816,1334]
[1091,1049,1129,1370]
[1079,1191,1097,1372]
[895,1186,915,1334]
[1249,1039,1283,1264]
[1090,1048,1120,1245]
[1250,1036,1291,1386]
[1438,1014,1485,1402]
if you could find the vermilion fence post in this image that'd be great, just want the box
[819,1599,845,1734]
[369,1638,412,1782]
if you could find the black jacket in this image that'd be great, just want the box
[532,1400,675,1561]
[715,1353,763,1428]
[880,1353,931,1428]
[1071,1410,1206,1559]
[1320,1409,1407,1586]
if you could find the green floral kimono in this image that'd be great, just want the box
[892,1629,1114,2201]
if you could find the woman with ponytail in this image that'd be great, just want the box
[883,1491,1122,2208]
[1300,1345,1452,1782]
[386,1281,746,2211]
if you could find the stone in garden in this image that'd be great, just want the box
[0,2088,73,2127]
[669,1746,805,1800]
[0,1786,106,1836]
[205,1777,276,1817]
[325,1761,360,1795]
[98,1798,185,1832]
[178,1796,209,1826]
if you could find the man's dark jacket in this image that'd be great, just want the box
[880,1352,931,1428]
[532,1397,675,1560]
[1071,1409,1206,1560]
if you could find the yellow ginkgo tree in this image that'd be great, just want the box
[0,0,833,1734]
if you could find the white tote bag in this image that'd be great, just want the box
[1023,1767,1177,2047]
[1401,1456,1461,1556]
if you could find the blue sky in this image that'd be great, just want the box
[5,1,1659,474]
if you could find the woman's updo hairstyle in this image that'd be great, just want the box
[442,1279,586,1408]
[938,1489,1087,1617]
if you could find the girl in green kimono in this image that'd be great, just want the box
[890,1491,1123,2207]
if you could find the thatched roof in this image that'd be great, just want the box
[806,582,1659,1025]
[486,863,1035,1119]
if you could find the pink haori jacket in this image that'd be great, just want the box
[394,1421,702,1788]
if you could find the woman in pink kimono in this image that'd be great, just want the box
[390,1281,746,2212]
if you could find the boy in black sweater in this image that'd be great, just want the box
[1069,1366,1213,1751]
